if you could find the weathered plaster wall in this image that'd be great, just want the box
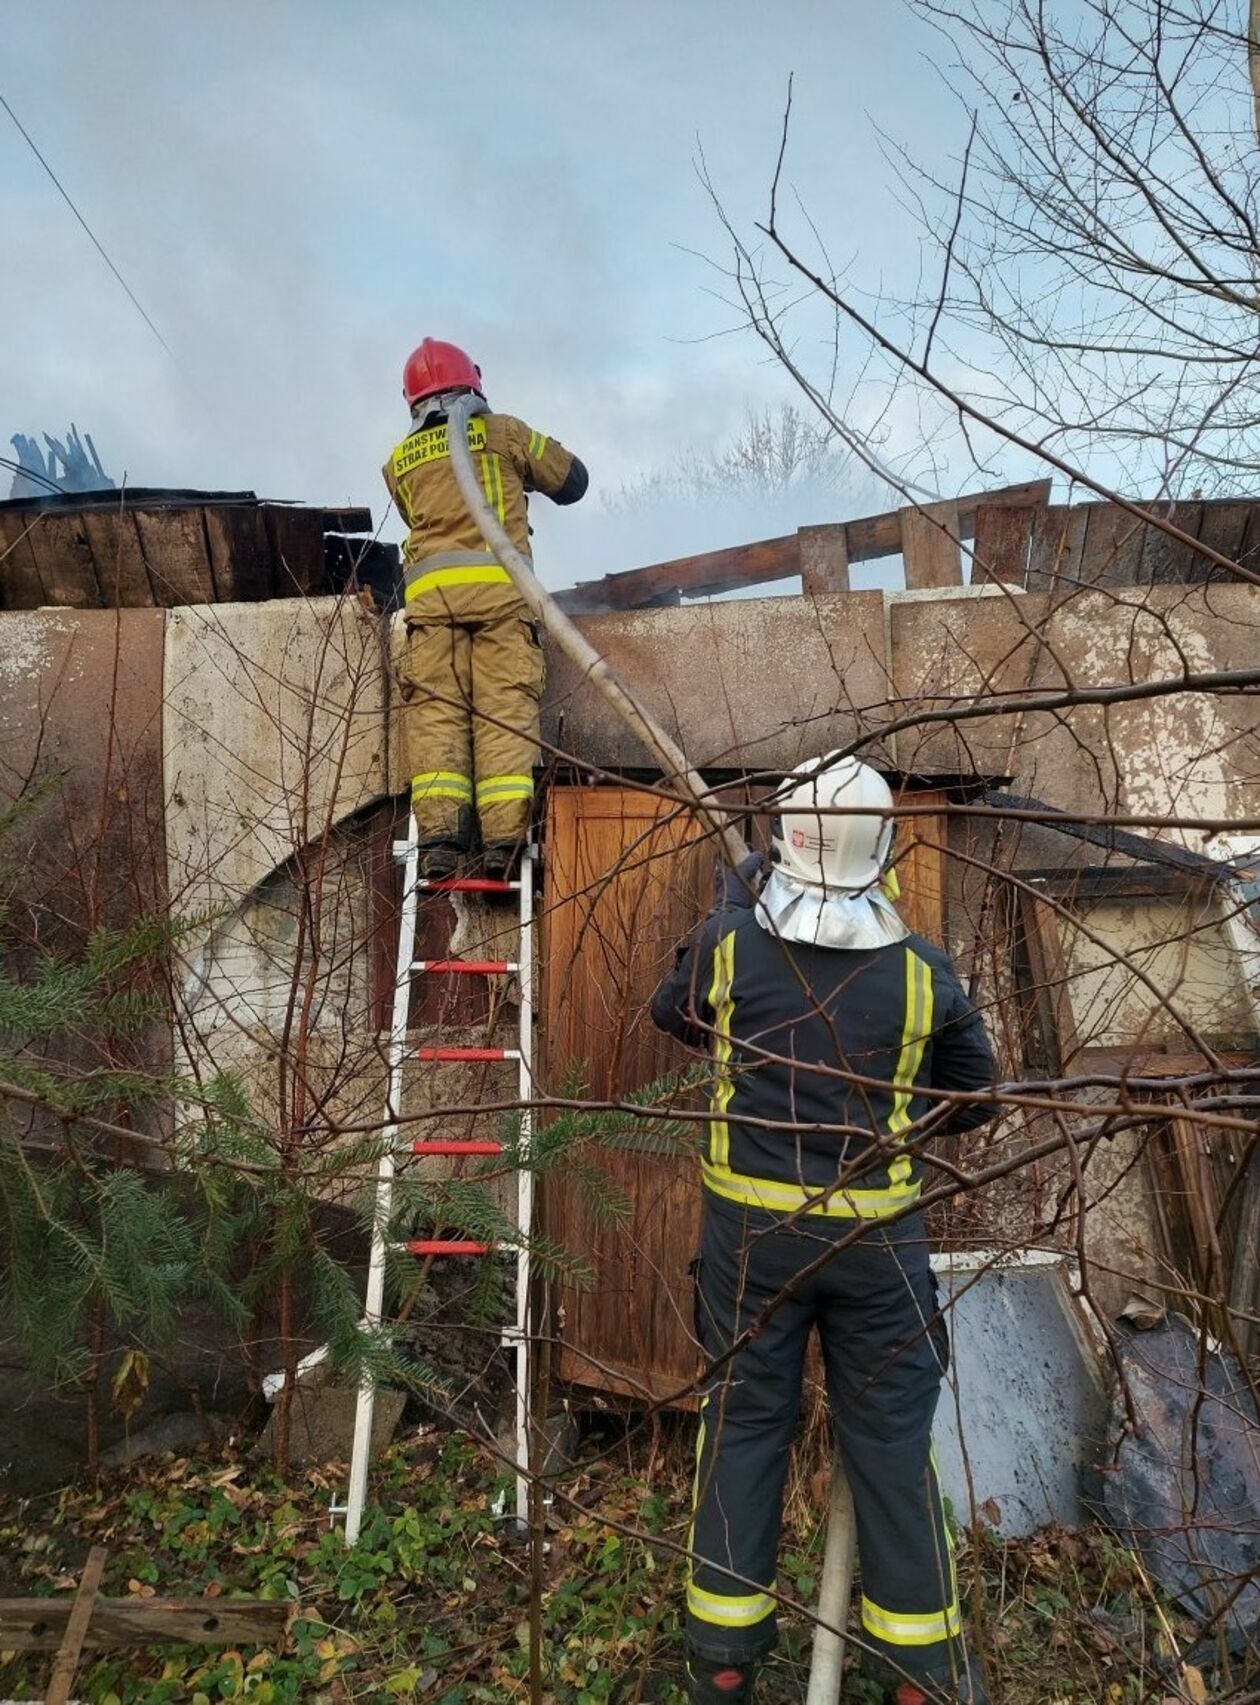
[891,584,1260,826]
[540,592,895,774]
[165,599,387,929]
[1063,898,1250,1052]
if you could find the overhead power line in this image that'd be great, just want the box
[0,90,174,360]
[0,455,67,496]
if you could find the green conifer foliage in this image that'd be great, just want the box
[0,790,705,1474]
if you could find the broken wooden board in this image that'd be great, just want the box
[43,1547,106,1705]
[0,1596,290,1651]
[554,479,1051,611]
[900,499,962,589]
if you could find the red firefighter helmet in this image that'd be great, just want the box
[402,339,483,406]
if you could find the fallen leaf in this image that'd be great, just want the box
[1182,1665,1208,1704]
[111,1349,150,1422]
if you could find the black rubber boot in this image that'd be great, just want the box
[886,1653,989,1705]
[686,1654,759,1703]
[481,841,521,882]
[419,842,462,879]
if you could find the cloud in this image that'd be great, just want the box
[3,1,971,579]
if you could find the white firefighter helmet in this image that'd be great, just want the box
[772,753,895,892]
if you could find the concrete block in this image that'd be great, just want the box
[259,1383,404,1469]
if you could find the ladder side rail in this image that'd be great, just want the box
[514,846,536,1529]
[344,830,422,1544]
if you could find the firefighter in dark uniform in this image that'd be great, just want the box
[384,339,588,878]
[651,754,997,1705]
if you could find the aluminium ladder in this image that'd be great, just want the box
[339,827,536,1545]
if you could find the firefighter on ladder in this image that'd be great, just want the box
[651,754,997,1705]
[384,339,588,878]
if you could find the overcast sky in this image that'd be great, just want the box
[3,3,983,587]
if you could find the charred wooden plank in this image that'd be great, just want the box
[0,1596,290,1651]
[202,503,272,602]
[1132,501,1202,584]
[1078,504,1146,586]
[25,509,103,608]
[262,505,328,597]
[76,505,155,606]
[1235,501,1260,584]
[1195,500,1253,584]
[556,532,799,614]
[555,479,1051,612]
[320,506,373,534]
[132,508,218,606]
[0,511,49,608]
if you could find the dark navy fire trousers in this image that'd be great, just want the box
[687,1195,965,1689]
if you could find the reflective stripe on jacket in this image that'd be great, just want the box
[381,409,586,607]
[650,895,997,1219]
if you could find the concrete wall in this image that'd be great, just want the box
[165,598,387,936]
[890,584,1260,825]
[542,591,895,774]
[162,600,392,1195]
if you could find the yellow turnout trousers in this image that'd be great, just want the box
[401,579,543,849]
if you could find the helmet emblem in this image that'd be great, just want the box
[791,828,806,849]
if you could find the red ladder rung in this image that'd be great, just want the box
[413,960,517,975]
[415,1046,519,1062]
[419,878,520,894]
[406,1239,492,1257]
[411,1139,503,1156]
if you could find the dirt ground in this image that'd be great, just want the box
[0,1397,1231,1704]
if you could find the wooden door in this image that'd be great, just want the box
[542,787,712,1400]
[541,784,948,1403]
